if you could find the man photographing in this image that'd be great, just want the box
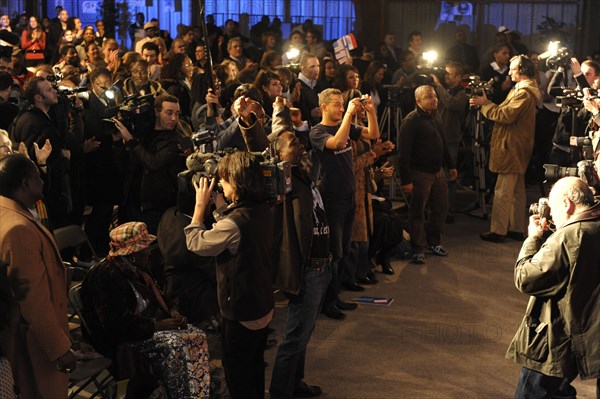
[507,176,600,398]
[471,55,541,243]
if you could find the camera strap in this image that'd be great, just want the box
[562,202,600,228]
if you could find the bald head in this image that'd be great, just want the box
[549,177,595,227]
[415,85,438,113]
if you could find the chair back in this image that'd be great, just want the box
[69,283,92,337]
[54,225,102,271]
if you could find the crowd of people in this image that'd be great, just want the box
[0,7,599,399]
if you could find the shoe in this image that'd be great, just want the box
[357,275,377,285]
[411,253,425,264]
[507,231,525,241]
[429,245,449,257]
[342,282,365,292]
[293,381,323,397]
[334,298,358,310]
[381,263,395,275]
[480,231,506,243]
[321,303,346,320]
[445,214,455,224]
[377,251,395,275]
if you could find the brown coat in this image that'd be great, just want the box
[0,196,71,399]
[480,79,541,174]
[351,139,374,242]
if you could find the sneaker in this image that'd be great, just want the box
[411,253,425,264]
[429,245,449,256]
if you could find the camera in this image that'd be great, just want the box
[544,160,600,191]
[555,87,584,109]
[529,197,551,221]
[178,144,292,206]
[105,93,155,134]
[544,47,571,71]
[191,129,218,154]
[465,75,494,97]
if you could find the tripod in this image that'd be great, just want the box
[462,106,489,220]
[378,101,408,206]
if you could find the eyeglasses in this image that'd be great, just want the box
[184,63,193,67]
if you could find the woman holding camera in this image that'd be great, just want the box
[185,151,274,399]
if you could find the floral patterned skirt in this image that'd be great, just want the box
[132,325,211,398]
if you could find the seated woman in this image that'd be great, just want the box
[80,221,210,398]
[185,151,274,399]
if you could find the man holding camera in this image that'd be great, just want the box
[507,176,600,398]
[471,55,541,242]
[114,94,186,234]
[310,88,379,319]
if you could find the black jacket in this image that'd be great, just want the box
[81,93,123,204]
[157,208,218,323]
[272,166,319,294]
[294,80,323,127]
[10,107,71,226]
[216,202,274,321]
[80,259,169,365]
[399,106,455,184]
[123,130,185,214]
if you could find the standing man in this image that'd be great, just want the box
[10,77,71,229]
[235,97,330,398]
[46,8,68,63]
[310,88,379,319]
[471,55,541,242]
[399,85,457,264]
[294,52,323,127]
[507,177,600,398]
[0,154,76,398]
[113,94,185,233]
[433,62,469,223]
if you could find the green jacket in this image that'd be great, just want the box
[506,207,600,379]
[480,78,541,174]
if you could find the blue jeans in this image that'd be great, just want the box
[269,264,332,399]
[514,368,576,399]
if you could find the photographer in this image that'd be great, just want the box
[114,94,186,234]
[547,59,599,166]
[432,62,469,223]
[471,55,541,243]
[81,66,122,255]
[507,177,600,398]
[184,151,274,399]
[235,95,331,398]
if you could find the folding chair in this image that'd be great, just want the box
[68,283,115,399]
[54,225,103,275]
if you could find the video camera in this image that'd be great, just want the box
[465,75,494,97]
[383,74,435,109]
[540,46,571,71]
[105,93,155,134]
[178,143,292,206]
